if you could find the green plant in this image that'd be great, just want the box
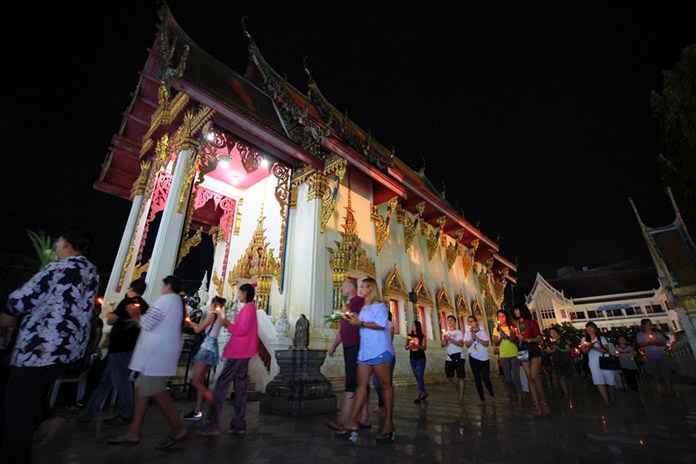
[26,229,55,269]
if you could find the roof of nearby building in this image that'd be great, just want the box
[544,266,659,299]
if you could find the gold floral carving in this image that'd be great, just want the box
[412,275,434,307]
[177,151,197,214]
[319,157,347,233]
[212,268,224,299]
[177,229,202,267]
[383,264,408,300]
[307,172,327,202]
[132,260,149,283]
[397,202,425,253]
[436,284,453,310]
[422,216,446,263]
[233,198,243,236]
[273,164,291,291]
[118,242,136,290]
[131,160,152,198]
[289,183,298,209]
[370,197,398,256]
[326,189,376,310]
[461,239,479,278]
[238,143,262,173]
[446,229,465,270]
[227,216,280,313]
[491,269,508,309]
[142,86,190,156]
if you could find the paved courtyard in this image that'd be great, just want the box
[31,373,696,464]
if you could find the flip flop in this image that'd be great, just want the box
[326,420,345,431]
[108,435,140,445]
[154,431,187,450]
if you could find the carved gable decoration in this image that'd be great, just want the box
[413,275,434,307]
[383,264,408,300]
[436,284,453,310]
[456,291,469,315]
[472,299,484,317]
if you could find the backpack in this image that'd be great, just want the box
[64,312,102,375]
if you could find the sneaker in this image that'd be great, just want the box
[103,415,132,426]
[183,410,203,421]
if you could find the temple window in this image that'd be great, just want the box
[389,299,400,334]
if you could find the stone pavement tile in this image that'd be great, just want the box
[30,374,696,463]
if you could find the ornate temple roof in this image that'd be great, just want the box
[93,3,516,280]
[631,189,696,289]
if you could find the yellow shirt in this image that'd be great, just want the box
[493,324,518,358]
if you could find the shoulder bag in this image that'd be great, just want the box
[597,337,621,370]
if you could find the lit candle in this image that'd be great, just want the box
[185,316,192,324]
[133,303,140,309]
[215,305,222,313]
[96,297,104,306]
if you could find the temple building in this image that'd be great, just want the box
[94,5,516,390]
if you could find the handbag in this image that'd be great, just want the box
[516,350,529,361]
[599,354,621,370]
[596,336,621,370]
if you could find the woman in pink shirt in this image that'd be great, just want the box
[198,283,258,436]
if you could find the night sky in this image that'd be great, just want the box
[3,1,696,286]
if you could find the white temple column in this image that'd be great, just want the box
[143,149,194,302]
[284,181,327,332]
[104,194,144,303]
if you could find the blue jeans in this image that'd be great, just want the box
[410,358,426,394]
[371,357,396,407]
[82,352,134,420]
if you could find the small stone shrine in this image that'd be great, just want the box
[260,316,336,416]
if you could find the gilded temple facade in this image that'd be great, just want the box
[94,6,517,390]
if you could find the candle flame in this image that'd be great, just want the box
[96,297,104,305]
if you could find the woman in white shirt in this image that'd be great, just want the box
[463,315,494,404]
[339,277,395,444]
[581,321,616,407]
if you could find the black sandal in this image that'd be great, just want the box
[375,429,395,444]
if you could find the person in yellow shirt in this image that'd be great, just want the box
[492,310,523,407]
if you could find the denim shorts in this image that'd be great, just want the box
[359,351,395,366]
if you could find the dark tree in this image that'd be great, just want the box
[651,44,696,231]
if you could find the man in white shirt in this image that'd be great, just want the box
[440,315,466,405]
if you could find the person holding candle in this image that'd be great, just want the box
[108,275,187,448]
[441,315,466,405]
[406,320,428,403]
[198,283,258,436]
[636,318,673,397]
[463,315,494,404]
[337,277,395,443]
[615,335,639,392]
[580,321,616,407]
[492,310,523,407]
[79,279,149,425]
[513,304,550,417]
[544,327,574,405]
[327,278,370,431]
[182,296,226,422]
